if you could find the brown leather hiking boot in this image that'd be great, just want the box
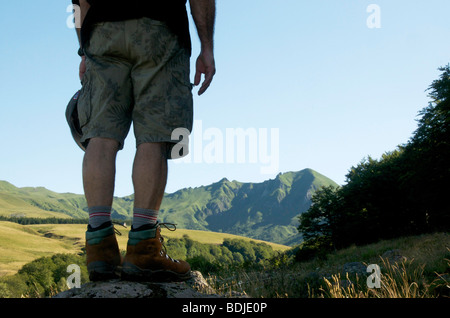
[85,222,122,281]
[121,223,191,282]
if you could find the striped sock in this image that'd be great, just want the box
[88,206,112,229]
[132,208,159,229]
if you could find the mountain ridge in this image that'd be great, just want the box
[0,168,338,245]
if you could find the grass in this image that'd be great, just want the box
[0,221,289,276]
[316,258,441,298]
[25,223,290,252]
[200,232,449,298]
[0,222,80,276]
[1,220,447,299]
[0,193,73,219]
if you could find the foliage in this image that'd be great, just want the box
[0,236,278,298]
[165,236,278,274]
[0,253,88,298]
[316,256,447,298]
[297,65,450,255]
[294,236,333,262]
[205,232,449,298]
[0,215,89,225]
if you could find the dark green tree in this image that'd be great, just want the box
[403,64,450,231]
[297,64,450,254]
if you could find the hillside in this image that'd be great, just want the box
[0,221,82,276]
[159,169,338,245]
[0,168,338,245]
[0,181,86,219]
[0,221,289,276]
[208,231,450,298]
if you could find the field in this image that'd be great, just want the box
[0,219,447,298]
[0,221,290,276]
[0,192,74,219]
[204,232,450,298]
[0,222,79,276]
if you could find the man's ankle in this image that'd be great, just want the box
[132,208,159,230]
[87,220,113,232]
[88,206,112,229]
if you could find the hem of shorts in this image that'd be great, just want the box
[136,137,189,160]
[81,133,126,150]
[135,137,176,146]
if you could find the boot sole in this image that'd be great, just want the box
[88,261,121,281]
[121,262,191,282]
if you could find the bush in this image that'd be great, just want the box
[0,253,88,298]
[164,236,277,269]
[187,255,223,273]
[295,236,333,262]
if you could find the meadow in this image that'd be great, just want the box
[201,232,449,298]
[0,221,289,277]
[0,218,447,298]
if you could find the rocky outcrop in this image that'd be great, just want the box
[381,249,407,264]
[54,271,223,298]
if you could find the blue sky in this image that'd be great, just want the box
[0,0,449,197]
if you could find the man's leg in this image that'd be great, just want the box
[83,137,122,281]
[131,142,168,229]
[83,137,120,228]
[123,142,191,281]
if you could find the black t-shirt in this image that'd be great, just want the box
[72,0,191,55]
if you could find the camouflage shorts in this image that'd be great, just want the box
[78,18,193,158]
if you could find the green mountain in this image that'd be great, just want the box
[0,180,133,220]
[159,169,338,245]
[0,181,85,218]
[0,169,338,245]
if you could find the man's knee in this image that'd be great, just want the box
[137,142,170,160]
[86,138,120,154]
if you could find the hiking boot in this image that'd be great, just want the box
[85,222,122,281]
[121,222,191,282]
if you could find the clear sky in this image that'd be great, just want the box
[0,0,449,197]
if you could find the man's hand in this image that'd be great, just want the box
[79,56,86,81]
[194,49,215,95]
[189,0,216,95]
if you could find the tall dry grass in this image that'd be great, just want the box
[200,233,449,298]
[316,257,448,298]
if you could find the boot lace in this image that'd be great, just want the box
[112,221,128,236]
[157,222,179,262]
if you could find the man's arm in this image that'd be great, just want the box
[73,0,90,46]
[189,0,216,95]
[73,0,90,80]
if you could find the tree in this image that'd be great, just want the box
[297,64,450,254]
[404,64,450,231]
[298,186,342,245]
[17,253,88,297]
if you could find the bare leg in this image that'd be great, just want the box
[132,142,168,210]
[83,137,121,280]
[82,137,120,208]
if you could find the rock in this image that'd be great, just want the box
[381,249,407,263]
[341,262,367,276]
[54,271,223,298]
